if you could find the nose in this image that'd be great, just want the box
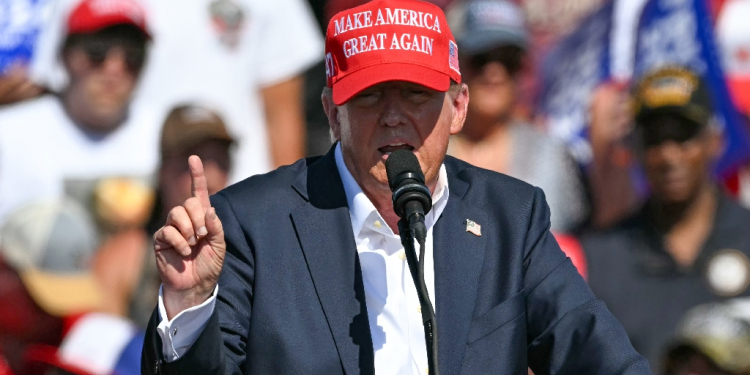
[380,90,408,128]
[100,47,130,75]
[656,140,684,162]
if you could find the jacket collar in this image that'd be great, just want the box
[291,146,486,375]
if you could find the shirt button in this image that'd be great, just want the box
[398,251,406,260]
[374,220,382,228]
[172,327,178,337]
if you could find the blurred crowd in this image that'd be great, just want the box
[1,0,750,374]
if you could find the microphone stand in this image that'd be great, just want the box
[398,219,440,375]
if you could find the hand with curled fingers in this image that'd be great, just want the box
[154,156,226,320]
[0,64,45,105]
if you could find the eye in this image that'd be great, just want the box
[351,89,381,106]
[404,87,433,103]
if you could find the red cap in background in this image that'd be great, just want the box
[67,0,151,38]
[324,0,462,105]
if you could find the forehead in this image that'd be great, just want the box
[67,25,148,46]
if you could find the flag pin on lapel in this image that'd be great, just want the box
[465,219,481,237]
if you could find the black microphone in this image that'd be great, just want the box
[385,149,440,375]
[385,149,432,243]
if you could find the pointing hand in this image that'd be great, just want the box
[153,155,226,320]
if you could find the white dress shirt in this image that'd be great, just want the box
[157,143,449,375]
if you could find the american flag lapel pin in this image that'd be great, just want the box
[465,219,481,237]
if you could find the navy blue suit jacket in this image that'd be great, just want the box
[142,148,650,375]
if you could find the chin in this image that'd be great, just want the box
[657,190,692,205]
[94,102,127,118]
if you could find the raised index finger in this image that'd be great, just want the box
[189,155,211,210]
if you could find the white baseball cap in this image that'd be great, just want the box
[0,199,102,317]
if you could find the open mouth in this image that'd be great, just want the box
[378,142,414,155]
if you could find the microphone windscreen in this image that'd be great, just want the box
[385,150,423,190]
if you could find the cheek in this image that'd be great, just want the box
[341,109,373,137]
[339,111,377,155]
[203,167,229,195]
[177,173,193,201]
[686,145,711,175]
[416,109,453,177]
[162,172,193,208]
[118,75,137,92]
[83,73,135,97]
[423,115,452,149]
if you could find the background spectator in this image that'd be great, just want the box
[0,0,161,231]
[31,0,323,183]
[583,66,750,371]
[445,0,589,233]
[24,312,143,375]
[93,104,234,326]
[663,298,750,375]
[0,199,102,374]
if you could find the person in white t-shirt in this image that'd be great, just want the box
[0,0,161,225]
[32,0,324,182]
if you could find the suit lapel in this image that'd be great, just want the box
[433,164,488,375]
[290,150,375,375]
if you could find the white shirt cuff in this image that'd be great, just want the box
[156,285,218,362]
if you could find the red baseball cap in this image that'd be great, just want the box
[67,0,151,38]
[325,0,462,105]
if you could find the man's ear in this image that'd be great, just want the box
[322,89,341,141]
[449,83,469,136]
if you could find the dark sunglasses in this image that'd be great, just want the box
[78,38,146,73]
[467,46,524,75]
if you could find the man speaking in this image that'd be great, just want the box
[142,0,650,374]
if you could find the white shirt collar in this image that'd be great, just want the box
[334,143,449,238]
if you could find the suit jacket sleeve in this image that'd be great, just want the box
[142,192,254,375]
[524,188,650,374]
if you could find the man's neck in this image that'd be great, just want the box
[651,183,717,267]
